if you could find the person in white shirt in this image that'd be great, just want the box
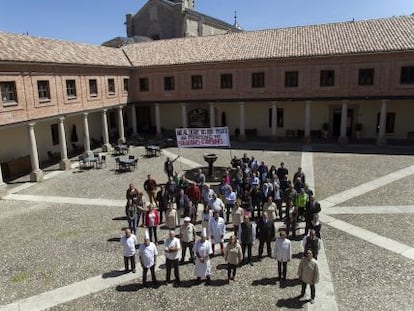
[225,186,237,223]
[193,228,213,284]
[120,228,138,273]
[164,230,181,285]
[273,229,292,285]
[208,192,225,217]
[208,211,226,256]
[138,231,158,286]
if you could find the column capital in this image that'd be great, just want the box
[239,101,245,105]
[271,101,278,106]
[305,100,312,105]
[102,108,108,113]
[341,99,349,104]
[58,116,65,122]
[83,112,88,117]
[381,99,389,104]
[118,105,124,111]
[28,122,36,128]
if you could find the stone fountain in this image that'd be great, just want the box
[203,153,218,178]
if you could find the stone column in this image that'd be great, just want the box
[58,117,71,170]
[131,105,138,136]
[338,100,348,145]
[117,106,126,144]
[0,164,7,197]
[101,109,111,152]
[83,113,91,153]
[271,102,278,141]
[239,102,246,141]
[28,122,43,182]
[304,100,312,144]
[377,99,388,146]
[181,103,188,128]
[209,103,215,128]
[155,103,161,137]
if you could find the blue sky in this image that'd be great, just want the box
[0,0,413,45]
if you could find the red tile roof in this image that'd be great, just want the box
[0,32,131,67]
[123,15,414,67]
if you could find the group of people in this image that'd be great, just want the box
[119,153,323,303]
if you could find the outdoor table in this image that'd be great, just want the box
[119,157,137,171]
[115,144,129,155]
[145,145,161,157]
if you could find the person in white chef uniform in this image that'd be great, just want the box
[193,228,213,284]
[208,211,226,256]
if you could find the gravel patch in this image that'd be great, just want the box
[336,175,414,207]
[0,203,127,304]
[313,153,414,200]
[330,214,414,248]
[323,225,414,311]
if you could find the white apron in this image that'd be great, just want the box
[193,239,213,278]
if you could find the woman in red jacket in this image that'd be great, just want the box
[145,204,160,244]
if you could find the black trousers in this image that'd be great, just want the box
[166,258,180,282]
[301,282,315,299]
[142,265,156,284]
[148,226,158,243]
[124,255,136,271]
[227,263,237,279]
[241,242,252,263]
[181,241,194,262]
[277,261,287,280]
[226,203,235,223]
[258,239,272,258]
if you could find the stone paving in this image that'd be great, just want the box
[1,142,414,311]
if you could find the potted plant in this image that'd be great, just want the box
[355,123,363,139]
[321,122,329,138]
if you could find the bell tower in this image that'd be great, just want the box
[170,0,194,10]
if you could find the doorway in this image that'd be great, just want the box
[332,108,354,137]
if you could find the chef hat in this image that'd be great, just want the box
[144,230,150,240]
[184,216,191,222]
[201,228,207,237]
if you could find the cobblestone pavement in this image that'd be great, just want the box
[1,143,414,311]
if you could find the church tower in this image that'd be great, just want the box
[170,0,194,10]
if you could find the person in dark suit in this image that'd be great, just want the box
[156,185,169,224]
[305,195,321,236]
[256,212,275,259]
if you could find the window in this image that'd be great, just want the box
[89,79,98,97]
[252,72,265,88]
[123,78,129,93]
[139,78,149,92]
[320,70,335,87]
[268,108,284,128]
[66,80,77,98]
[191,75,203,89]
[37,80,50,101]
[1,81,18,104]
[50,124,59,145]
[400,66,414,84]
[220,74,233,89]
[376,112,395,134]
[164,76,175,91]
[285,71,299,87]
[108,78,116,95]
[359,68,374,86]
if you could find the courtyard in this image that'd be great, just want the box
[0,142,413,311]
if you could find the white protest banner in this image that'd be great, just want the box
[175,127,230,148]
